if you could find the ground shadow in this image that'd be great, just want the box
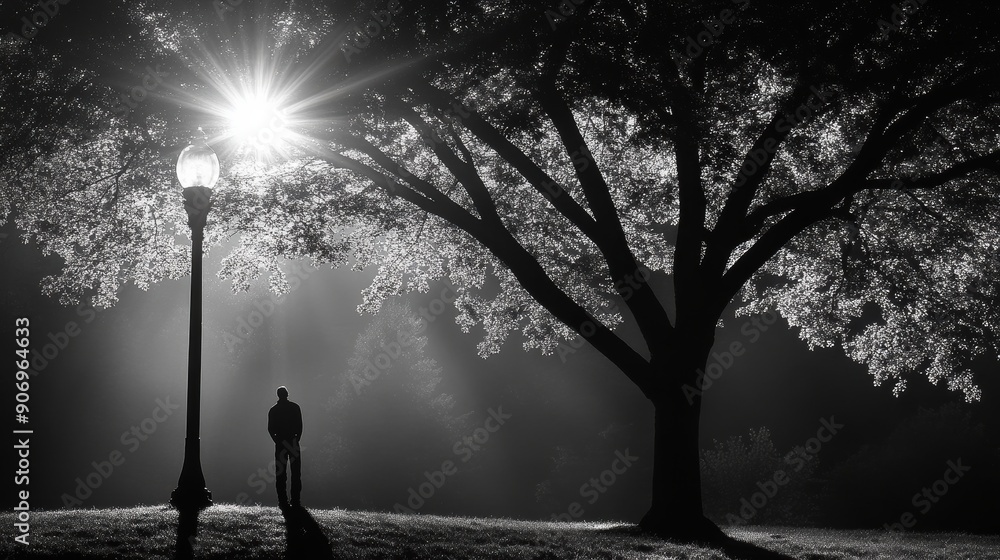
[283,506,335,559]
[174,507,200,560]
[708,535,799,560]
[597,526,798,560]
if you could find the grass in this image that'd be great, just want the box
[1,505,998,559]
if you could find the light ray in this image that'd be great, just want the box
[148,9,424,171]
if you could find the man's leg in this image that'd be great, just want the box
[275,445,289,506]
[289,441,302,507]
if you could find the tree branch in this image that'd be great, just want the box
[717,148,1000,317]
[385,97,504,226]
[323,129,658,396]
[702,81,830,283]
[404,76,605,244]
[535,79,675,350]
[656,56,707,329]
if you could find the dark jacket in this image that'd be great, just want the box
[268,399,302,444]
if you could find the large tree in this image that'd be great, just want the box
[3,0,999,541]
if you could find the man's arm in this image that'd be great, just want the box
[267,408,278,443]
[295,405,303,440]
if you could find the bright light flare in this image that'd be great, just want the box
[227,94,290,149]
[167,20,389,167]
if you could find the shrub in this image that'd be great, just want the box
[701,427,819,526]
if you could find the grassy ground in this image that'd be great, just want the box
[1,505,998,559]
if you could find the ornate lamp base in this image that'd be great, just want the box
[170,487,213,511]
[170,436,213,511]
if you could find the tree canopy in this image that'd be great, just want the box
[4,0,997,404]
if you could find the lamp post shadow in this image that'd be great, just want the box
[173,506,200,560]
[282,507,335,559]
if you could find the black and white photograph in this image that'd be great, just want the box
[1,1,998,558]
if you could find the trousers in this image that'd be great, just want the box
[275,439,301,503]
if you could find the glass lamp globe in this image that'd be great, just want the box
[176,141,220,189]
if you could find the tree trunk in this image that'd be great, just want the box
[639,368,727,542]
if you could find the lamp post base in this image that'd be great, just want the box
[170,487,213,511]
[170,436,213,511]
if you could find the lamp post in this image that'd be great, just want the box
[170,139,219,510]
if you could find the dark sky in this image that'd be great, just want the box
[4,216,996,523]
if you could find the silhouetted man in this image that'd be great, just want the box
[268,386,303,508]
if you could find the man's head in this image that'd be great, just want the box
[276,386,289,400]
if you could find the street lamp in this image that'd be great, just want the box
[170,139,219,510]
